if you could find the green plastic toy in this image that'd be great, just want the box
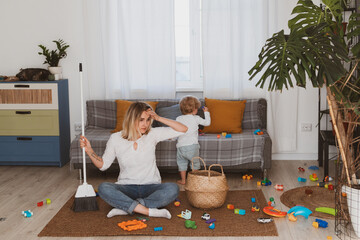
[315,207,336,216]
[185,220,197,229]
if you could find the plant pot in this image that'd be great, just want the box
[342,185,360,237]
[48,66,62,80]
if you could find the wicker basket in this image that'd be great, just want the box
[184,157,229,209]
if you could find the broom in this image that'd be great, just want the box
[73,63,99,212]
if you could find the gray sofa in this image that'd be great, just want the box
[69,99,272,177]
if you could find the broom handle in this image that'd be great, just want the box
[79,63,88,184]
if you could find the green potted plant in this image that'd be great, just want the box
[248,0,360,235]
[38,39,70,79]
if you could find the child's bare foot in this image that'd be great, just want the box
[177,180,186,185]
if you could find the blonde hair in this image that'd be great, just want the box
[179,96,201,114]
[121,102,153,141]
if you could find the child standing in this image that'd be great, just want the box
[176,96,211,185]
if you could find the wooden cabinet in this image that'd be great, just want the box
[0,80,70,166]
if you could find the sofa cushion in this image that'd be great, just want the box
[203,98,246,133]
[154,104,182,127]
[112,100,158,133]
[86,100,117,129]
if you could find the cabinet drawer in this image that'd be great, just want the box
[0,110,59,136]
[0,136,60,165]
[0,83,58,109]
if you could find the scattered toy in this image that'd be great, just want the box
[136,216,149,222]
[261,178,272,186]
[315,207,336,216]
[263,206,287,217]
[118,220,147,231]
[209,223,215,229]
[185,220,197,229]
[225,134,232,138]
[257,218,274,223]
[317,182,325,187]
[323,176,333,182]
[178,209,192,220]
[312,219,328,228]
[274,184,284,191]
[251,198,256,203]
[174,198,181,207]
[287,206,312,219]
[308,165,319,170]
[243,174,253,180]
[309,173,319,182]
[298,167,305,172]
[217,134,220,139]
[252,205,260,212]
[154,227,163,231]
[222,132,227,136]
[37,201,43,207]
[257,181,261,186]
[288,212,297,222]
[298,177,307,182]
[201,213,210,220]
[234,209,245,215]
[328,184,334,191]
[205,218,216,224]
[46,198,51,205]
[227,204,235,210]
[21,210,33,218]
[254,129,264,135]
[342,192,347,197]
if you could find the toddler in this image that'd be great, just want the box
[176,96,211,185]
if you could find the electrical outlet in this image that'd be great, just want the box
[74,122,82,132]
[301,123,312,132]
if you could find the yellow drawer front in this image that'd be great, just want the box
[0,110,59,136]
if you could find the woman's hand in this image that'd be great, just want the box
[146,109,160,121]
[79,135,93,153]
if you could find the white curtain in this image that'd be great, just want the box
[202,0,299,152]
[83,0,176,100]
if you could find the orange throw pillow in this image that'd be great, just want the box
[112,100,158,133]
[203,98,246,133]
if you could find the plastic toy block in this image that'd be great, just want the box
[328,184,334,190]
[227,204,235,210]
[225,134,232,138]
[154,227,163,231]
[205,218,216,224]
[46,198,51,205]
[314,219,328,228]
[21,210,33,218]
[234,209,245,215]
[317,182,325,187]
[254,129,264,135]
[209,223,215,229]
[217,134,220,139]
[185,220,197,229]
[222,132,227,136]
[251,205,260,212]
[274,184,284,191]
[37,201,43,207]
[298,177,307,182]
[251,198,256,203]
[257,181,261,186]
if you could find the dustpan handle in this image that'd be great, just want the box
[191,157,206,171]
[208,164,225,178]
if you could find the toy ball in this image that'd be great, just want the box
[217,134,220,139]
[209,223,215,229]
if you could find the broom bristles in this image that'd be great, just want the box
[72,196,98,212]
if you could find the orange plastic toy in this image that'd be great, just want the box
[118,220,147,231]
[263,206,287,218]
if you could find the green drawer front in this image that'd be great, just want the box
[0,110,59,136]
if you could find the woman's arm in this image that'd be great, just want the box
[147,109,188,132]
[79,135,104,169]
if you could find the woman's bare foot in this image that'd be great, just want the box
[177,180,186,185]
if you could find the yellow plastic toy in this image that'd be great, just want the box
[309,173,318,182]
[288,212,297,222]
[118,220,147,231]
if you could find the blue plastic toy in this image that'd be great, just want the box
[287,206,312,219]
[225,134,232,138]
[308,165,319,170]
[154,227,163,231]
[209,223,215,229]
[251,198,256,203]
[314,219,328,228]
[298,177,307,182]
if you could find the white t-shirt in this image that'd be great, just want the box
[176,112,211,148]
[100,127,184,184]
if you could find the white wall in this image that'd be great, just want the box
[0,0,328,160]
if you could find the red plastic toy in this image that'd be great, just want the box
[37,201,43,207]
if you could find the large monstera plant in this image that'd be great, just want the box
[249,0,360,185]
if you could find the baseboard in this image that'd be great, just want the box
[272,153,338,160]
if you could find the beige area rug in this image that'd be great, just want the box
[39,190,278,237]
[280,186,335,219]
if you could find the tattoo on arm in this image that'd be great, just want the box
[91,152,103,162]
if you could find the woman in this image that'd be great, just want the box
[79,102,187,219]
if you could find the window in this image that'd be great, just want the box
[174,0,203,91]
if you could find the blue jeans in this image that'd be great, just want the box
[98,182,179,214]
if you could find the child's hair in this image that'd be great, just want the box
[179,95,201,114]
[122,102,153,141]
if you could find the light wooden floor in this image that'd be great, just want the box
[0,160,340,240]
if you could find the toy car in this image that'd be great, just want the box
[257,218,274,223]
[201,213,210,220]
[298,167,305,172]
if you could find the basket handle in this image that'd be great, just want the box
[191,157,206,171]
[208,164,225,178]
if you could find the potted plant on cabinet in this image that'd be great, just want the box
[248,0,360,236]
[38,39,70,80]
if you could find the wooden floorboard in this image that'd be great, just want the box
[0,160,340,240]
